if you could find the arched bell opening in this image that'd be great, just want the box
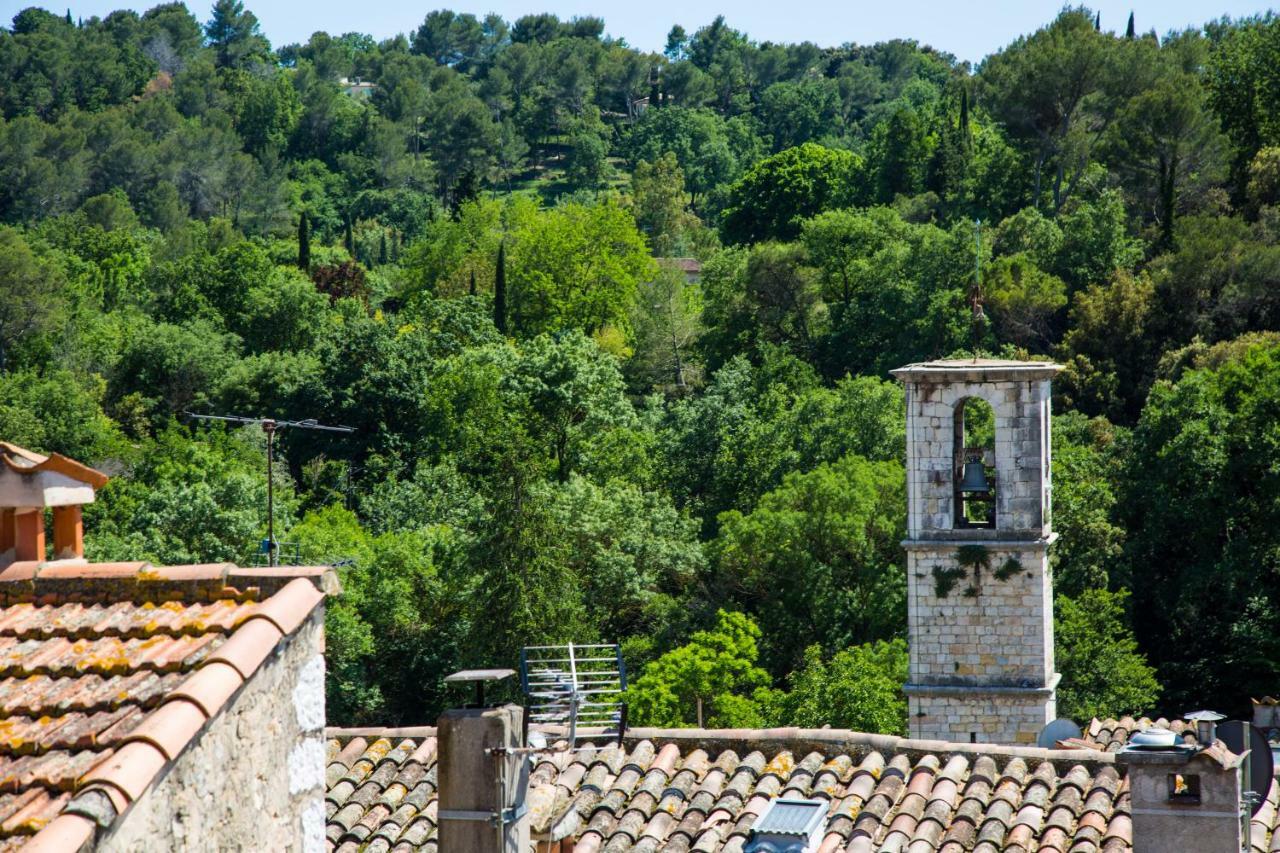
[953,396,996,528]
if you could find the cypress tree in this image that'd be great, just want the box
[65,8,72,25]
[344,218,354,257]
[494,243,507,334]
[959,87,971,149]
[1094,11,1101,30]
[297,212,310,270]
[469,269,477,296]
[1125,12,1135,38]
[378,231,388,266]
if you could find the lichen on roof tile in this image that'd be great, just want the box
[0,560,329,847]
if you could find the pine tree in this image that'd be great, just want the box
[493,243,507,334]
[378,231,388,266]
[297,212,310,270]
[1125,12,1135,39]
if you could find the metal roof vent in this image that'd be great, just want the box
[744,797,827,853]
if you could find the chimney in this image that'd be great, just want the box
[0,443,107,564]
[1118,737,1244,853]
[436,670,530,853]
[1254,697,1279,737]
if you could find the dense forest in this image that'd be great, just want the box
[2,0,1279,731]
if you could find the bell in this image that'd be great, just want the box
[958,458,991,494]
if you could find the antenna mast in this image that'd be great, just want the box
[184,413,354,566]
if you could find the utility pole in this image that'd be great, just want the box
[185,413,354,566]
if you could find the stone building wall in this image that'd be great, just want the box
[905,544,1054,686]
[99,610,326,853]
[908,689,1057,745]
[894,361,1061,746]
[902,375,1053,538]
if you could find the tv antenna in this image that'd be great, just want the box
[518,643,628,751]
[183,413,355,566]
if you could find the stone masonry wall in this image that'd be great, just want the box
[897,363,1060,747]
[908,689,1056,745]
[905,546,1054,686]
[99,610,326,853]
[903,377,1052,538]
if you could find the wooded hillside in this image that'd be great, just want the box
[2,2,1278,727]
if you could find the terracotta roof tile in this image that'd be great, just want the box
[203,618,283,679]
[0,560,332,847]
[331,727,1269,853]
[1084,717,1196,752]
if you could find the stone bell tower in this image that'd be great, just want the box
[891,359,1060,745]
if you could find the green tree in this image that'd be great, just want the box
[1206,16,1280,199]
[1055,589,1160,721]
[494,241,507,333]
[204,0,269,68]
[781,640,908,734]
[627,264,703,392]
[0,369,124,462]
[505,200,655,337]
[623,107,759,207]
[1059,270,1159,422]
[979,8,1112,208]
[412,10,483,68]
[983,253,1067,348]
[628,610,779,728]
[290,504,469,725]
[297,211,310,270]
[0,227,66,370]
[1103,33,1224,247]
[564,129,609,191]
[87,424,291,564]
[501,330,636,482]
[1120,340,1280,711]
[541,475,704,640]
[721,143,866,244]
[711,453,906,675]
[630,153,707,257]
[1049,412,1126,596]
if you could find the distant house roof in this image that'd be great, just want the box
[326,725,1236,853]
[658,257,702,275]
[1,560,330,850]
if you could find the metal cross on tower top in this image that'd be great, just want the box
[971,219,987,355]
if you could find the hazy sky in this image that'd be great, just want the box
[16,0,1277,63]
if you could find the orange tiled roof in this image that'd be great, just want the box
[0,560,328,851]
[0,442,108,489]
[324,727,1152,853]
[1084,717,1197,752]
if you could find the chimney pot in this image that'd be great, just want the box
[13,509,44,562]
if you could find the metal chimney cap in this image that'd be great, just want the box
[1183,710,1226,722]
[444,669,516,683]
[445,669,516,708]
